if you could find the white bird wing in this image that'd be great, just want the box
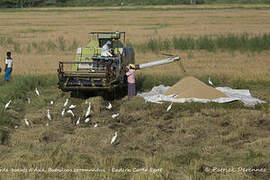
[85,117,90,123]
[4,100,11,109]
[67,110,74,117]
[167,103,173,112]
[69,104,76,109]
[61,109,65,117]
[208,77,214,86]
[112,113,119,118]
[85,103,91,117]
[106,102,112,109]
[24,119,29,126]
[47,110,52,120]
[35,88,40,96]
[64,99,69,107]
[76,117,80,125]
[110,132,117,144]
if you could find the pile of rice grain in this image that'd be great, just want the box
[163,76,227,99]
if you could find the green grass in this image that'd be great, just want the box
[0,35,79,54]
[132,33,270,53]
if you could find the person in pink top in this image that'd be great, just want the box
[125,64,136,99]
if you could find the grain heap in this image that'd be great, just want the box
[163,76,228,99]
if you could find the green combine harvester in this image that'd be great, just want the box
[57,32,181,95]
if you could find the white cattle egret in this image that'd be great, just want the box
[47,109,52,120]
[110,132,118,144]
[4,100,11,110]
[85,117,90,123]
[94,123,98,128]
[46,122,49,126]
[50,101,54,105]
[76,117,80,125]
[85,103,91,117]
[208,77,214,86]
[112,113,119,119]
[106,102,112,110]
[69,104,76,109]
[67,110,74,117]
[35,88,40,96]
[61,108,65,117]
[64,99,69,107]
[24,118,29,126]
[14,125,18,129]
[167,102,173,112]
[27,98,31,104]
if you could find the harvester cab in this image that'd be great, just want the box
[58,32,135,92]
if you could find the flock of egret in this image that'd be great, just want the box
[3,87,119,144]
[3,78,216,145]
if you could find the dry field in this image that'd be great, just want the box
[0,5,270,81]
[0,5,270,180]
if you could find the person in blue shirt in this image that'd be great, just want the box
[4,51,13,82]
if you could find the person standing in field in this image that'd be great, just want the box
[4,51,13,82]
[125,64,136,99]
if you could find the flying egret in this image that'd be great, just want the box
[50,101,54,105]
[4,100,11,110]
[85,117,90,123]
[69,104,76,109]
[208,76,214,86]
[106,102,112,110]
[27,98,31,104]
[64,99,69,107]
[61,108,65,117]
[167,102,173,112]
[67,109,75,117]
[24,118,29,126]
[94,123,98,128]
[85,102,91,117]
[35,88,40,96]
[112,113,119,119]
[47,109,52,120]
[110,132,118,144]
[76,117,80,126]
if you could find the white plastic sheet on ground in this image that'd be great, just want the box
[138,85,266,107]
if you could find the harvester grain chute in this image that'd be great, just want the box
[57,32,182,94]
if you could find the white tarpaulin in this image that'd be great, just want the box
[138,85,266,107]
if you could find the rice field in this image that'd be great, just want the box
[0,5,269,82]
[0,5,270,180]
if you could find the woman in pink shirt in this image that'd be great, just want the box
[126,64,136,99]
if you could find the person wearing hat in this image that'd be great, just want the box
[101,41,113,57]
[4,51,13,82]
[125,64,136,99]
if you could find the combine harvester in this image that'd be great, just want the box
[57,32,182,96]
